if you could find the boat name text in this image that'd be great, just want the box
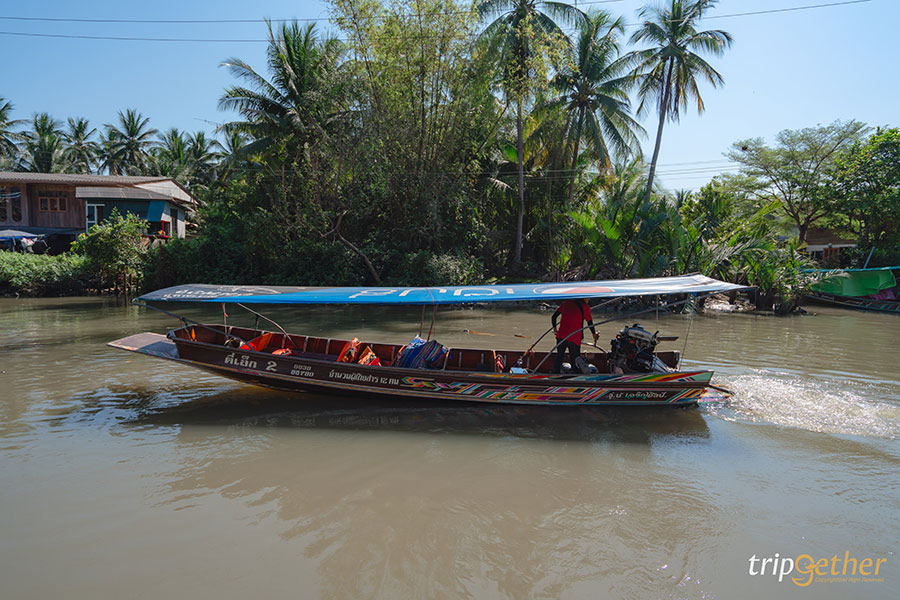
[224,353,257,369]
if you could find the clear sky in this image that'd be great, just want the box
[2,0,896,189]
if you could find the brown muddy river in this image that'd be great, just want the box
[1,297,898,599]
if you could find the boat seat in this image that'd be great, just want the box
[240,332,288,353]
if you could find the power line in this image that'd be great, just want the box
[0,30,265,43]
[0,0,873,43]
[0,1,626,25]
[680,0,871,23]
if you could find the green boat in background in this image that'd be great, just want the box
[805,267,900,313]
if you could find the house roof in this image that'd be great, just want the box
[0,171,198,209]
[0,172,170,186]
[75,186,174,202]
[806,227,856,247]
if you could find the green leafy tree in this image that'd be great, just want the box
[545,10,643,206]
[330,0,504,273]
[477,0,583,269]
[831,127,900,249]
[70,209,147,293]
[728,120,868,242]
[627,0,732,200]
[568,158,652,277]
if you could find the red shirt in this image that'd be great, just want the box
[556,299,592,345]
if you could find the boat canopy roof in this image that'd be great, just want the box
[137,274,751,305]
[808,267,897,297]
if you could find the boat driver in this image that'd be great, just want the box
[551,299,599,373]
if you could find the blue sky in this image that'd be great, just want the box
[1,0,896,189]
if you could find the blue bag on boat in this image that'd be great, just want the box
[397,338,447,369]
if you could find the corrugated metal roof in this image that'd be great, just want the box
[0,172,170,186]
[75,186,173,201]
[806,227,856,246]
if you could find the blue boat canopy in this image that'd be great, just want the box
[137,274,751,305]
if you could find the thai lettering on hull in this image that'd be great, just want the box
[224,352,258,369]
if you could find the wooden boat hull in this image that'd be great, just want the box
[108,329,726,407]
[804,292,900,314]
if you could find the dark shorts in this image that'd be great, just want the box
[552,339,580,373]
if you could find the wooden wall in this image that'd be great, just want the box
[0,183,27,227]
[28,185,85,229]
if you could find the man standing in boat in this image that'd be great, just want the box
[551,299,599,373]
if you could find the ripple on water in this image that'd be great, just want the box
[706,370,900,439]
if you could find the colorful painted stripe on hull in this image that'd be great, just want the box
[478,371,712,383]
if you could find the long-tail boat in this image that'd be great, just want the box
[804,267,900,314]
[109,274,749,407]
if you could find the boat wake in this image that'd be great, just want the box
[705,369,900,439]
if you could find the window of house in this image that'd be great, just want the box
[38,190,68,212]
[0,186,23,221]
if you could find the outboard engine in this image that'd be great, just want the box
[608,323,671,373]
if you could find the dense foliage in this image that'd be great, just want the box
[70,210,148,293]
[0,253,90,296]
[2,0,897,312]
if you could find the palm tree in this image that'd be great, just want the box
[0,97,25,165]
[103,109,158,175]
[219,21,348,163]
[147,128,192,182]
[626,0,732,200]
[98,128,123,175]
[186,131,220,186]
[63,117,99,173]
[214,130,251,182]
[477,0,584,269]
[21,113,65,173]
[545,10,644,207]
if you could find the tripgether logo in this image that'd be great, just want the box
[748,552,888,587]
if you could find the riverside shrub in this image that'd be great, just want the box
[0,253,90,296]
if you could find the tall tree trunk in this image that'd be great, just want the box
[566,106,585,208]
[513,98,525,270]
[798,219,809,244]
[644,59,674,202]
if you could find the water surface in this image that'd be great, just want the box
[1,297,898,599]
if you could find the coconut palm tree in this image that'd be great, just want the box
[186,131,220,186]
[213,130,252,182]
[219,21,348,163]
[98,128,123,175]
[477,0,584,268]
[103,109,158,175]
[0,97,25,165]
[626,0,732,200]
[20,113,65,173]
[63,117,99,174]
[545,10,644,207]
[147,128,192,182]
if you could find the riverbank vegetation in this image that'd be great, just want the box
[2,0,898,313]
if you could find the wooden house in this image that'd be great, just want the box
[805,227,857,263]
[0,173,196,252]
